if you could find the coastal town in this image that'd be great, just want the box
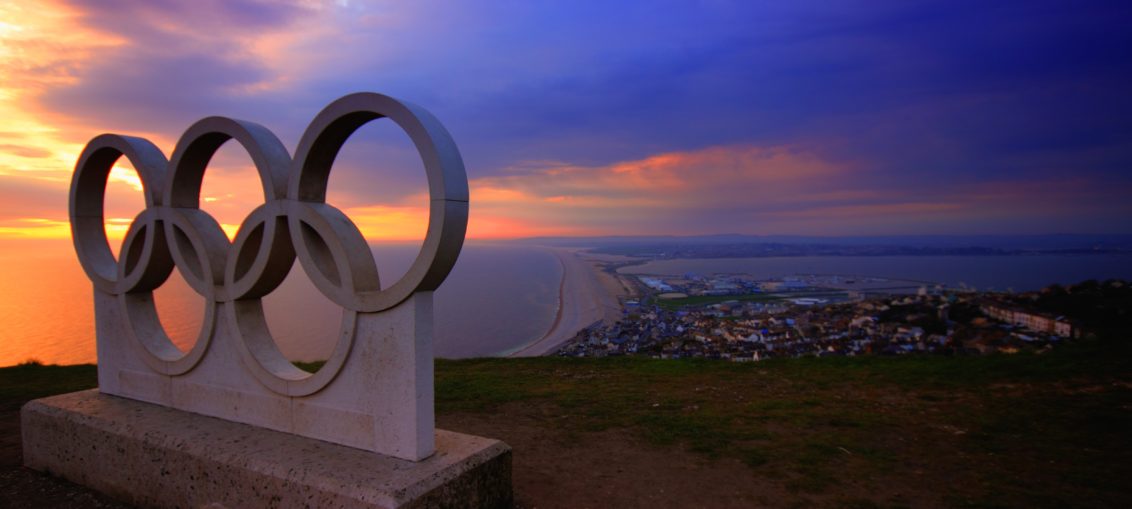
[554,259,1126,361]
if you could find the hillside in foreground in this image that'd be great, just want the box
[2,337,1130,508]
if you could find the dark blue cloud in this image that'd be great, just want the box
[343,0,1128,187]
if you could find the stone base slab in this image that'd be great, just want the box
[22,390,512,508]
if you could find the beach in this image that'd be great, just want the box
[509,248,624,357]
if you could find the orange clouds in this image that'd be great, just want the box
[0,2,123,155]
[0,2,414,243]
[465,144,849,235]
[480,144,838,202]
[0,2,127,239]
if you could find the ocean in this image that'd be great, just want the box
[0,242,561,367]
[618,254,1132,292]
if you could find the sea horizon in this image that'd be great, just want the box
[3,233,1131,368]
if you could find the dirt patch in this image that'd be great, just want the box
[0,409,21,469]
[438,401,952,509]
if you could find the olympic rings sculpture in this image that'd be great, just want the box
[70,93,468,395]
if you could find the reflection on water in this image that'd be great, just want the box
[0,250,95,366]
[6,245,1130,368]
[154,268,205,352]
[0,242,560,367]
[262,263,342,362]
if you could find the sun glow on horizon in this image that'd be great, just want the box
[2,140,1123,243]
[0,2,127,177]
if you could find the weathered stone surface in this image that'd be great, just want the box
[22,390,513,509]
[69,92,471,460]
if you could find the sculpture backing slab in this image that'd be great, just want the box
[24,390,512,508]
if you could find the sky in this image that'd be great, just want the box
[1,0,1130,246]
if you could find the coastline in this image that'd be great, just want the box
[508,248,623,357]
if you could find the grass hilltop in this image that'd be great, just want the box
[2,336,1130,508]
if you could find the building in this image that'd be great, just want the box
[981,303,1074,337]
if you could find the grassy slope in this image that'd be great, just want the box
[4,339,1130,508]
[437,339,1131,507]
[0,363,98,413]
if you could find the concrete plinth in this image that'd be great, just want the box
[22,390,512,508]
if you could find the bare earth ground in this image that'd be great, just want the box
[439,405,916,509]
[0,407,131,508]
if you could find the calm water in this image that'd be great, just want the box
[619,255,1132,291]
[0,243,560,367]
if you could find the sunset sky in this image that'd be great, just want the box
[1,0,1130,245]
